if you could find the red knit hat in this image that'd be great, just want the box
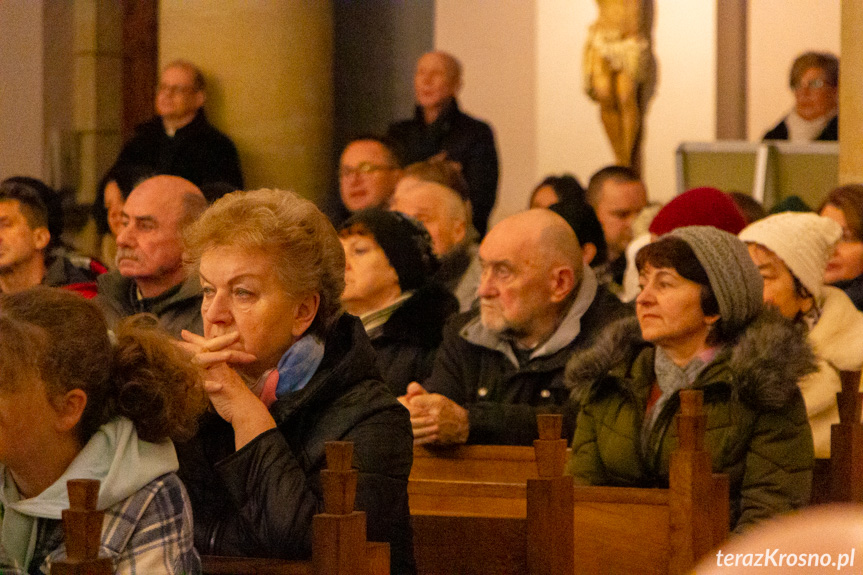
[649,187,747,236]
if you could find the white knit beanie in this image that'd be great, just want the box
[739,212,842,304]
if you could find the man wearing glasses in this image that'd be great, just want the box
[763,52,839,142]
[336,136,403,219]
[114,60,243,189]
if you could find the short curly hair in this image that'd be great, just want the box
[184,188,345,337]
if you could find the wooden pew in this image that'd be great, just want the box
[200,441,389,575]
[527,390,729,575]
[54,444,389,575]
[811,369,863,504]
[409,445,539,574]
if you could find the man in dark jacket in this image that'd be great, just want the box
[0,177,105,297]
[400,209,632,445]
[96,175,208,337]
[388,51,498,236]
[114,60,243,189]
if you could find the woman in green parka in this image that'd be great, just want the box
[565,226,817,532]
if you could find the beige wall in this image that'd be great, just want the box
[436,0,717,217]
[160,1,333,201]
[538,0,717,204]
[0,1,46,178]
[747,0,841,141]
[435,0,537,225]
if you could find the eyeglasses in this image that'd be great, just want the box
[339,162,397,178]
[794,78,830,91]
[157,83,197,96]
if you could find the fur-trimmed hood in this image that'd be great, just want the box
[566,309,818,411]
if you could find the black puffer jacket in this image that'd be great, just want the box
[370,282,459,396]
[175,313,415,574]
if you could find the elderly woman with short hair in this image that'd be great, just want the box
[566,226,816,532]
[176,189,415,574]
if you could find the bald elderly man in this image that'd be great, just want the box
[399,209,632,445]
[388,51,499,236]
[96,175,208,337]
[390,177,480,311]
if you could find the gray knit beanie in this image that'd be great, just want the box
[739,212,841,305]
[668,226,764,335]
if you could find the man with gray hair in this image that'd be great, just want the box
[389,176,480,311]
[399,209,632,446]
[96,175,208,336]
[388,51,499,236]
[114,60,243,189]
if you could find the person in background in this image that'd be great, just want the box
[388,51,499,236]
[567,227,815,533]
[740,211,863,458]
[93,164,156,268]
[547,200,608,268]
[0,287,206,574]
[114,60,243,189]
[339,209,458,394]
[331,136,403,226]
[727,191,767,225]
[0,178,105,297]
[618,186,747,303]
[819,184,863,311]
[586,166,648,292]
[389,175,479,312]
[96,175,208,336]
[529,174,586,209]
[176,189,415,574]
[763,52,839,142]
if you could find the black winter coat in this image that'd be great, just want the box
[388,99,498,236]
[763,115,838,141]
[175,314,416,575]
[369,283,459,396]
[423,285,632,445]
[116,109,244,188]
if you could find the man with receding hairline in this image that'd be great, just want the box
[390,177,481,311]
[388,50,499,236]
[399,209,632,446]
[96,175,208,337]
[114,60,243,189]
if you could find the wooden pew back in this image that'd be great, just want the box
[409,445,540,575]
[200,442,389,575]
[527,390,729,575]
[812,369,863,504]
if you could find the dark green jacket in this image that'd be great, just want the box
[565,312,816,532]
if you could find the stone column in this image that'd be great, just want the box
[160,2,334,202]
[840,0,863,184]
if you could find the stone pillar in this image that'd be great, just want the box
[160,2,334,202]
[73,0,122,253]
[840,0,863,184]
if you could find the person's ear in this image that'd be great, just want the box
[549,266,576,303]
[53,389,87,434]
[291,293,321,338]
[704,314,720,327]
[582,243,598,266]
[32,227,50,251]
[195,90,206,108]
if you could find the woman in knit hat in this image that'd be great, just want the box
[565,226,816,532]
[739,211,863,458]
[339,208,459,395]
